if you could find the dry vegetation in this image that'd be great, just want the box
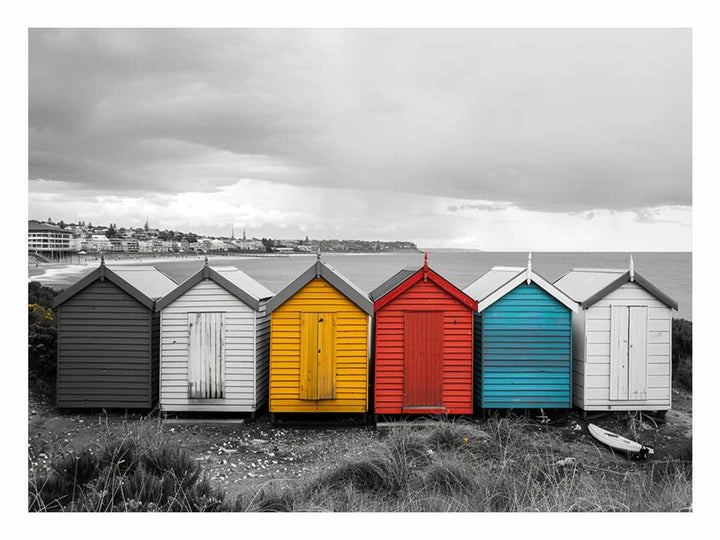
[29,416,692,512]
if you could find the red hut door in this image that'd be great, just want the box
[404,311,443,408]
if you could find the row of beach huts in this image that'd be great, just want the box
[52,253,678,418]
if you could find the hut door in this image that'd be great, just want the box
[188,312,225,399]
[610,306,648,400]
[628,306,648,400]
[300,313,336,400]
[404,312,443,407]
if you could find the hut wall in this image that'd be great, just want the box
[159,279,260,412]
[151,311,160,405]
[473,311,482,411]
[479,283,572,408]
[374,279,474,414]
[255,305,271,409]
[56,279,153,408]
[574,282,671,411]
[269,278,369,413]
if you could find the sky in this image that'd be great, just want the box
[28,28,691,250]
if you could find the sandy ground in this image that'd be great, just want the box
[28,387,692,499]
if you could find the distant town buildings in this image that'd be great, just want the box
[28,219,418,260]
[27,220,76,260]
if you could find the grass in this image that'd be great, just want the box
[672,318,692,391]
[29,415,692,512]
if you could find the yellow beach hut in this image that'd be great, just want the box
[266,255,373,418]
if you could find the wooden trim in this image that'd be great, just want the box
[373,267,477,312]
[148,309,153,407]
[318,263,373,314]
[155,266,268,312]
[53,265,155,310]
[266,261,373,315]
[474,270,579,313]
[580,271,678,310]
[266,263,319,313]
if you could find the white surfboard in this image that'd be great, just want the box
[588,423,654,456]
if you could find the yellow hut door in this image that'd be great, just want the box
[300,313,336,400]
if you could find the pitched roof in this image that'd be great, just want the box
[266,259,373,315]
[155,265,273,312]
[108,266,179,299]
[464,266,578,313]
[54,264,177,309]
[553,268,678,310]
[371,264,478,312]
[369,266,421,301]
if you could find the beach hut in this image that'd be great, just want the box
[553,258,678,413]
[53,260,177,409]
[370,254,478,415]
[154,261,274,414]
[464,254,579,409]
[266,254,373,415]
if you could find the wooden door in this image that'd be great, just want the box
[628,306,648,400]
[610,306,629,400]
[610,306,648,401]
[404,312,443,407]
[188,312,225,398]
[300,313,336,400]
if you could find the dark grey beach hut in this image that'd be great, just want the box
[53,261,177,408]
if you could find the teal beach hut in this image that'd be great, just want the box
[464,254,579,409]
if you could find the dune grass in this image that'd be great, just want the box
[29,416,692,512]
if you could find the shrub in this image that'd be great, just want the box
[672,318,692,390]
[29,435,222,512]
[424,420,491,456]
[423,458,478,495]
[28,281,58,393]
[312,459,395,495]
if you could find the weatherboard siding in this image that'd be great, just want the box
[374,279,474,414]
[255,305,271,409]
[575,282,671,410]
[479,283,572,408]
[269,278,370,413]
[159,279,261,412]
[473,311,482,412]
[56,279,154,408]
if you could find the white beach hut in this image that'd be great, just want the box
[554,258,678,413]
[155,261,274,415]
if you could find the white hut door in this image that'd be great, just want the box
[188,312,225,399]
[610,306,629,400]
[628,306,648,400]
[610,306,648,401]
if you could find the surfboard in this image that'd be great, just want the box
[588,423,654,457]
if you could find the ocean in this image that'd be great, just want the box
[28,251,693,320]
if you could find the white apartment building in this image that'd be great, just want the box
[28,220,76,259]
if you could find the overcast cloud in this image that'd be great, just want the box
[29,29,691,249]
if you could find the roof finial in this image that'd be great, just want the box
[423,251,428,282]
[629,254,635,282]
[204,255,209,266]
[526,251,532,284]
[100,254,105,266]
[317,248,321,260]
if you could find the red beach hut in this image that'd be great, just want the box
[370,254,478,415]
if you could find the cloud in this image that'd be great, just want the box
[447,202,510,212]
[29,29,691,213]
[28,178,691,251]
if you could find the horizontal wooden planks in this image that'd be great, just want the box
[574,281,672,410]
[159,279,261,412]
[375,278,474,414]
[269,278,369,413]
[56,279,153,408]
[480,283,572,409]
